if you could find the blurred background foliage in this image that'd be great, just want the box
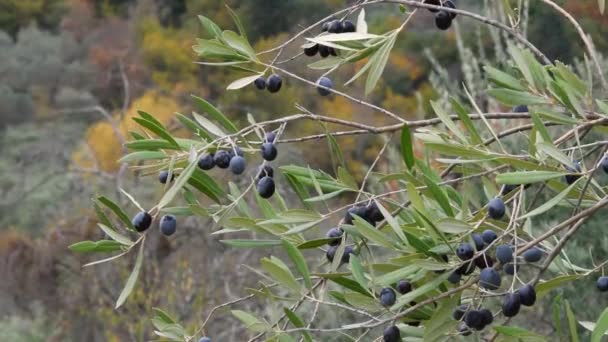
[1,0,608,340]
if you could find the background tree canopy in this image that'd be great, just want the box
[1,0,608,341]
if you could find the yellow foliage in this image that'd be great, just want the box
[72,91,181,172]
[138,18,198,92]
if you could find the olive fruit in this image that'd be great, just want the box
[396,280,412,294]
[456,243,475,260]
[488,198,506,220]
[159,215,177,236]
[316,76,333,96]
[502,292,521,317]
[229,156,246,175]
[254,77,266,90]
[326,227,344,246]
[435,11,453,30]
[517,284,536,306]
[304,44,319,57]
[495,244,514,264]
[159,170,174,184]
[257,176,275,198]
[198,153,215,170]
[383,325,400,342]
[132,211,152,232]
[479,267,501,290]
[379,287,397,306]
[260,143,278,161]
[597,276,608,292]
[482,230,498,244]
[522,247,543,262]
[266,74,282,93]
[213,150,231,169]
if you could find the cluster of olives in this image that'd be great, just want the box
[380,281,415,341]
[303,17,356,59]
[257,132,278,199]
[453,305,493,334]
[449,239,543,333]
[452,283,536,334]
[198,147,247,175]
[424,0,457,31]
[131,211,177,237]
[325,201,385,264]
[254,74,283,93]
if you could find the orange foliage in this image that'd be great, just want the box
[72,91,181,172]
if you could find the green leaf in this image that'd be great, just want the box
[227,73,262,90]
[222,30,256,60]
[423,175,454,217]
[450,97,483,145]
[193,39,246,60]
[158,158,198,209]
[484,65,525,91]
[94,201,114,230]
[401,125,415,170]
[326,275,372,297]
[496,171,568,184]
[225,5,248,42]
[191,95,238,133]
[308,57,342,70]
[536,109,579,125]
[232,310,270,333]
[356,8,368,34]
[283,308,312,342]
[175,112,212,140]
[97,196,135,230]
[537,142,576,169]
[132,116,179,148]
[508,44,536,89]
[430,100,467,143]
[493,326,547,341]
[347,218,394,249]
[519,178,582,220]
[344,291,383,312]
[188,168,225,203]
[282,240,312,289]
[536,275,581,298]
[374,199,408,244]
[565,300,580,342]
[530,113,551,143]
[115,241,144,308]
[591,307,608,342]
[487,88,549,106]
[192,112,226,137]
[118,151,166,163]
[365,35,396,95]
[98,224,133,246]
[260,257,302,293]
[297,238,335,249]
[326,131,346,171]
[314,32,379,42]
[436,218,472,234]
[125,139,179,151]
[553,62,587,96]
[198,15,222,38]
[152,307,177,325]
[220,239,282,248]
[349,255,369,293]
[68,240,124,253]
